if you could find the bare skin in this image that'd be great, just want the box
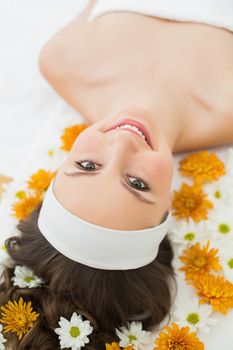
[39,0,233,229]
[53,104,173,229]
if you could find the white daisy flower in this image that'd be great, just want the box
[115,321,151,350]
[0,324,7,349]
[203,176,233,208]
[171,254,183,271]
[12,265,44,288]
[169,219,207,250]
[173,296,218,334]
[44,147,66,170]
[55,312,93,350]
[204,209,233,242]
[219,245,233,283]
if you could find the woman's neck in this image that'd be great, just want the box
[82,45,187,154]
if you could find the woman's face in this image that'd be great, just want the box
[54,105,174,230]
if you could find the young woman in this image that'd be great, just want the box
[1,0,233,349]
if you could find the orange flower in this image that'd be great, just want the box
[192,273,233,314]
[153,323,204,350]
[179,240,222,281]
[27,169,56,193]
[105,343,121,350]
[12,192,42,220]
[0,297,39,340]
[179,150,225,184]
[172,183,213,222]
[60,124,88,152]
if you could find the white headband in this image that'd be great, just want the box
[37,178,171,270]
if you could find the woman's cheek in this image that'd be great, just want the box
[162,159,173,190]
[69,129,104,155]
[151,153,173,190]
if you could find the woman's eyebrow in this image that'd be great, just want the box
[63,171,155,205]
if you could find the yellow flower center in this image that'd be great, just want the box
[1,244,6,252]
[193,256,207,268]
[15,313,28,327]
[168,340,186,350]
[186,313,200,325]
[128,335,137,342]
[24,276,34,283]
[184,232,195,241]
[70,326,80,338]
[47,149,54,156]
[173,345,185,350]
[185,198,196,209]
[15,191,26,199]
[214,190,221,199]
[227,259,233,269]
[218,223,230,234]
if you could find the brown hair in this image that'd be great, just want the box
[0,204,176,349]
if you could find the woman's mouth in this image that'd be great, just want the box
[105,119,153,149]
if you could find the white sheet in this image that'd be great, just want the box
[0,1,232,348]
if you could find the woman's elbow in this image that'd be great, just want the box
[38,41,64,85]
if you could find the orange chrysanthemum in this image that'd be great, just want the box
[192,273,233,314]
[179,150,225,184]
[0,297,39,340]
[179,240,222,281]
[172,183,213,222]
[12,192,42,220]
[60,124,88,152]
[153,322,204,350]
[105,343,121,350]
[27,169,56,193]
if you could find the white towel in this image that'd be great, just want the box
[89,0,233,32]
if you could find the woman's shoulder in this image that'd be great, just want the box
[174,80,233,153]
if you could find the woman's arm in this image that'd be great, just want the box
[38,0,98,120]
[39,0,96,86]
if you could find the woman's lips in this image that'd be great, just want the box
[105,118,154,150]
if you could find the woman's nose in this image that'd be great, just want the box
[110,129,140,152]
[105,130,139,168]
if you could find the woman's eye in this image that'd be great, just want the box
[75,161,100,171]
[128,176,149,191]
